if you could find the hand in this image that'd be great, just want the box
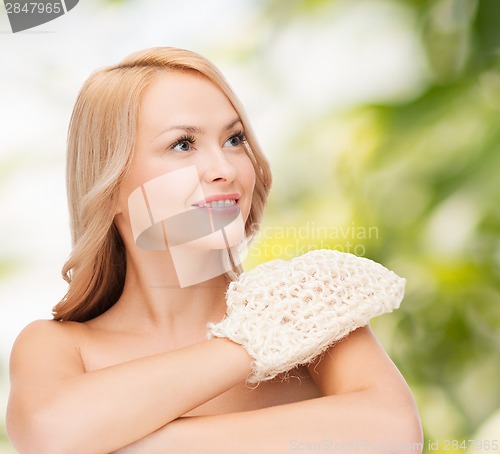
[208,249,405,383]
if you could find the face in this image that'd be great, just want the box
[115,71,256,254]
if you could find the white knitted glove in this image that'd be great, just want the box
[208,249,405,383]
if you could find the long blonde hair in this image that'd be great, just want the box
[52,47,272,322]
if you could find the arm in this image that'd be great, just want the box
[6,320,252,454]
[116,327,423,454]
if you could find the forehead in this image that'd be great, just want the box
[138,71,238,135]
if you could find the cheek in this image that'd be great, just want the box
[119,160,159,204]
[121,152,194,199]
[124,166,207,250]
[238,155,256,221]
[239,154,257,194]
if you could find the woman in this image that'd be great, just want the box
[7,47,423,453]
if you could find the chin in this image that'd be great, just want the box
[183,215,246,250]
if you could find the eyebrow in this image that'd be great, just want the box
[155,117,243,139]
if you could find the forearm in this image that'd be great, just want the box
[26,339,251,454]
[119,390,422,454]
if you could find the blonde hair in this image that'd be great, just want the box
[52,47,272,322]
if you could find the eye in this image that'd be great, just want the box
[170,135,196,152]
[224,131,247,148]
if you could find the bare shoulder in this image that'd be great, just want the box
[10,319,85,381]
[14,318,79,338]
[307,325,410,396]
[12,319,82,352]
[7,320,87,447]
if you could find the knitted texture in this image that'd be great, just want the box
[208,249,405,383]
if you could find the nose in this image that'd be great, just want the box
[200,146,237,184]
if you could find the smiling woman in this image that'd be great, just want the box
[53,48,272,322]
[112,71,257,287]
[6,47,422,454]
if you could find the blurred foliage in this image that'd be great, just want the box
[243,0,500,447]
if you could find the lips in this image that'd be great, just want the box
[194,199,237,209]
[191,193,240,209]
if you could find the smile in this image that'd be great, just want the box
[193,199,238,209]
[191,192,241,210]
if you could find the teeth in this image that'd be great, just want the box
[201,199,236,208]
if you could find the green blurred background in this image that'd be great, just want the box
[1,0,499,452]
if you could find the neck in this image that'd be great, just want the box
[111,245,234,339]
